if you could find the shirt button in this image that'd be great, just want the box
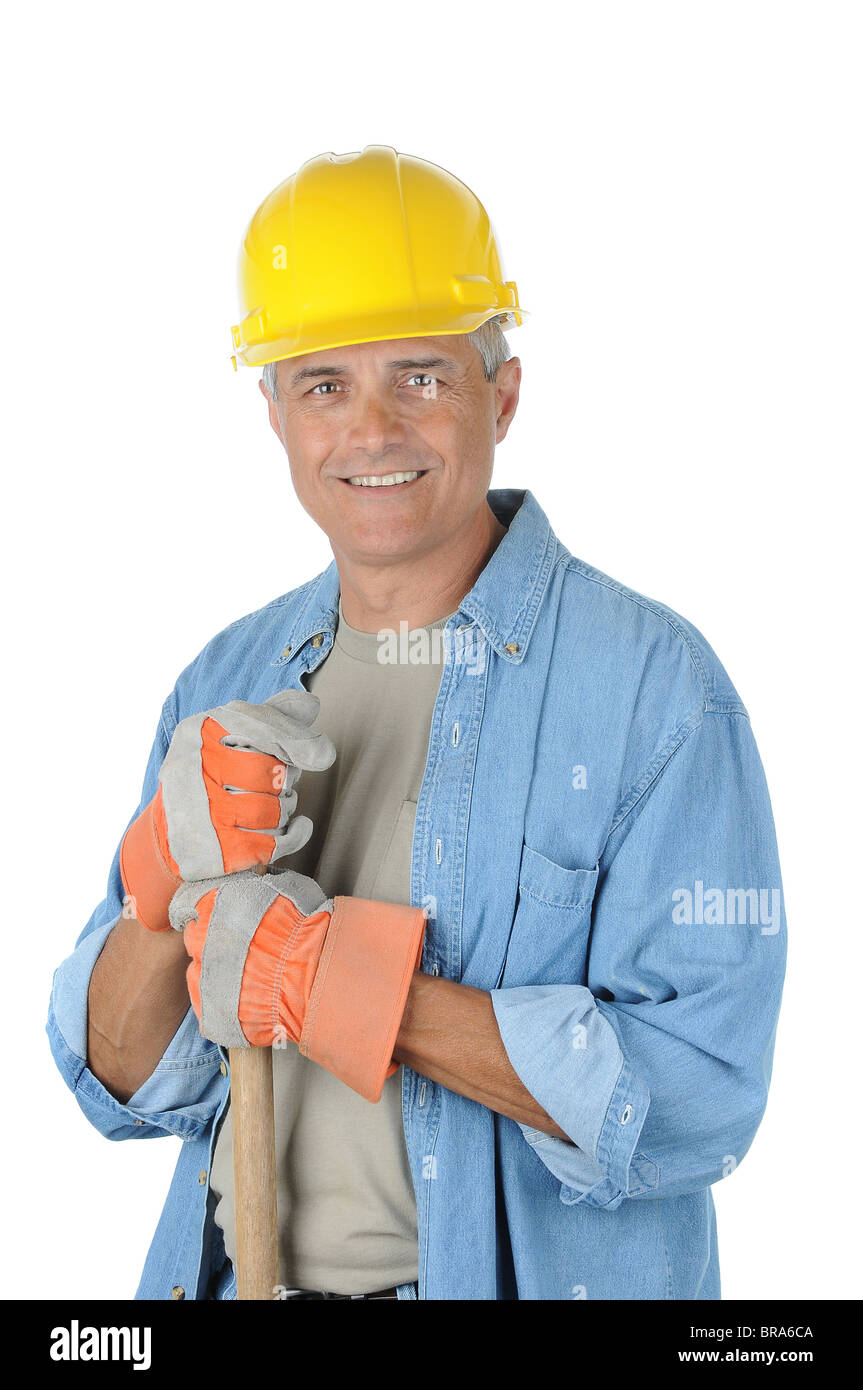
[133,1119,145,1126]
[620,1104,633,1125]
[219,1061,227,1076]
[171,1286,185,1300]
[280,645,292,658]
[198,1170,208,1186]
[505,642,519,655]
[311,633,324,647]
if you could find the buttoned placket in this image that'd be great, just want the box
[405,617,491,1297]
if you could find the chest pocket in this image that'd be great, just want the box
[497,844,599,988]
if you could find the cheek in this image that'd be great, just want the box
[409,407,474,467]
[281,423,331,492]
[438,410,496,480]
[281,396,334,440]
[441,394,495,449]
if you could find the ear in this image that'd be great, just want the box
[494,356,522,445]
[259,376,285,445]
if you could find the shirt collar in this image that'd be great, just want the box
[457,489,558,664]
[272,488,558,668]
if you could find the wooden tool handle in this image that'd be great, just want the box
[229,1045,278,1300]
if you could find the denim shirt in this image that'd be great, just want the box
[47,488,786,1301]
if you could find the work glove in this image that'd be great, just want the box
[120,690,336,932]
[169,869,427,1103]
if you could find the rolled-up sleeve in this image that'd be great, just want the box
[46,693,224,1142]
[491,709,786,1209]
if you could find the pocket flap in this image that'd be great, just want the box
[518,845,599,910]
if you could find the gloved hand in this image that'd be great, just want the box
[120,690,336,931]
[169,869,426,1103]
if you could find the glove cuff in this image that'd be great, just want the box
[299,897,426,1102]
[239,895,330,1048]
[120,791,181,932]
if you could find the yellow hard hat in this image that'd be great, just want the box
[230,144,525,370]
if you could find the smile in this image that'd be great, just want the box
[345,471,425,488]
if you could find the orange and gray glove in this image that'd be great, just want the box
[169,868,426,1103]
[120,690,335,932]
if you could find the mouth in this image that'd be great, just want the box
[341,470,428,491]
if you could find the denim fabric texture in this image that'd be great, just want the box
[47,489,786,1300]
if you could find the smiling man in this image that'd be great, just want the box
[264,334,515,626]
[48,145,786,1302]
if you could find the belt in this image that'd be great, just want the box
[277,1286,399,1300]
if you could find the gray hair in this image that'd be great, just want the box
[261,315,511,402]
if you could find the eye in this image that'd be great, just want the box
[309,381,342,395]
[400,372,441,394]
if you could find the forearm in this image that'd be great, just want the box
[393,973,570,1141]
[87,916,192,1103]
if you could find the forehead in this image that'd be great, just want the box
[280,334,475,384]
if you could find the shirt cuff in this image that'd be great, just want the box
[491,985,656,1208]
[47,921,224,1141]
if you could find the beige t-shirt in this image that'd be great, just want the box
[210,604,447,1293]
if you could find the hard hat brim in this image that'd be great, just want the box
[232,307,527,370]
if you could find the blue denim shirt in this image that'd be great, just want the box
[47,488,786,1300]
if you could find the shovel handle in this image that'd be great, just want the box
[229,1045,278,1300]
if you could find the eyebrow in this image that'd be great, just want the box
[289,355,459,386]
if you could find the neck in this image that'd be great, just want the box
[334,502,506,632]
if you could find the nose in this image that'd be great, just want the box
[345,386,408,453]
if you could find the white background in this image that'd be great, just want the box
[2,0,860,1301]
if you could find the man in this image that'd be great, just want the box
[48,145,786,1301]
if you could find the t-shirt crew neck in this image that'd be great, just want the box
[332,601,452,664]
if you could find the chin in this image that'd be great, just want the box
[338,517,432,563]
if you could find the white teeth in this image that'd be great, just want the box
[347,471,421,487]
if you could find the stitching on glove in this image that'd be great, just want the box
[298,897,343,1056]
[269,915,306,1046]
